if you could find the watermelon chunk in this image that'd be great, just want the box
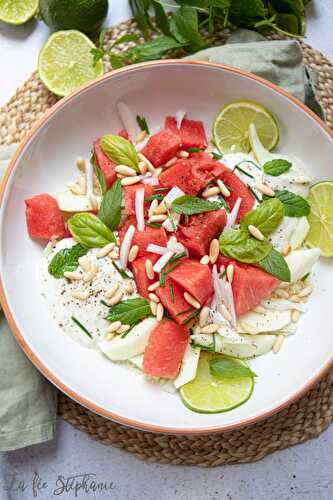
[143,319,189,379]
[118,129,129,139]
[93,139,117,188]
[124,184,155,216]
[132,255,159,298]
[217,166,255,221]
[156,277,196,325]
[216,256,279,316]
[25,194,68,240]
[119,217,168,260]
[141,128,181,167]
[169,259,214,305]
[165,116,208,149]
[176,210,227,257]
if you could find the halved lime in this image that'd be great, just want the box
[306,181,333,257]
[180,352,254,414]
[213,100,279,154]
[38,30,104,97]
[0,0,38,24]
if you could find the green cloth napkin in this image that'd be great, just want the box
[0,29,323,452]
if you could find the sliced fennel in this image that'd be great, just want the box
[174,343,200,389]
[284,248,320,283]
[238,310,291,334]
[289,217,310,250]
[56,191,101,212]
[191,333,276,358]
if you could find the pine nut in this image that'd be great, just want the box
[273,334,284,353]
[200,255,210,265]
[105,283,119,299]
[78,255,91,272]
[290,294,301,303]
[76,157,85,171]
[256,182,275,197]
[138,160,148,174]
[184,292,201,309]
[148,281,160,292]
[118,324,130,334]
[226,264,234,283]
[106,332,114,341]
[199,306,209,327]
[69,182,85,195]
[150,301,157,315]
[253,305,266,314]
[154,202,167,215]
[96,242,115,258]
[282,244,292,256]
[135,130,147,144]
[108,250,119,260]
[107,321,122,333]
[202,186,220,198]
[201,323,219,334]
[115,165,137,176]
[145,259,154,280]
[177,150,189,158]
[83,263,98,282]
[64,271,82,280]
[165,156,178,168]
[128,245,139,263]
[248,224,265,241]
[121,176,141,186]
[291,309,301,323]
[149,199,158,218]
[124,283,134,294]
[138,153,155,173]
[275,288,289,299]
[217,179,231,197]
[298,285,313,298]
[219,303,232,322]
[156,303,164,321]
[209,239,219,264]
[149,214,168,223]
[148,293,160,303]
[71,290,89,300]
[108,291,123,306]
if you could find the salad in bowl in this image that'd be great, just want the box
[25,98,328,414]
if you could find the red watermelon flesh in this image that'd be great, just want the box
[169,259,214,306]
[143,319,189,379]
[25,194,68,240]
[141,128,181,167]
[93,139,117,188]
[156,278,196,325]
[176,210,227,257]
[118,129,129,139]
[216,256,279,316]
[124,184,155,217]
[132,255,159,298]
[217,166,255,221]
[159,159,203,195]
[165,116,208,149]
[118,217,168,260]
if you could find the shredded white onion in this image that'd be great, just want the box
[163,186,185,208]
[142,176,159,186]
[176,109,187,129]
[226,197,242,228]
[135,136,149,152]
[212,265,237,327]
[135,187,145,233]
[162,213,181,232]
[84,159,94,198]
[153,251,174,273]
[167,238,187,254]
[117,101,138,139]
[120,224,135,269]
[261,299,308,313]
[146,244,169,255]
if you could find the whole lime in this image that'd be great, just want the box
[39,0,108,34]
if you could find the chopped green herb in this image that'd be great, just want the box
[71,316,93,339]
[220,269,226,279]
[144,194,165,202]
[212,152,223,160]
[176,307,194,316]
[233,164,254,179]
[169,283,175,303]
[154,187,169,192]
[147,222,162,229]
[106,298,151,325]
[136,115,150,134]
[301,272,310,281]
[100,299,110,307]
[159,260,182,286]
[161,251,187,270]
[182,309,200,325]
[112,261,131,279]
[187,147,202,153]
[247,184,262,203]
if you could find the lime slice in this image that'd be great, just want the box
[180,352,254,413]
[38,30,104,97]
[0,0,38,24]
[213,100,279,154]
[306,181,333,257]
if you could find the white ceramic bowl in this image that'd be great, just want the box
[1,61,333,434]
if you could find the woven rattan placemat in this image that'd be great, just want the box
[1,19,333,466]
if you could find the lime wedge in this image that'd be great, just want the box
[213,100,279,154]
[180,352,254,413]
[38,30,104,97]
[306,181,333,257]
[0,0,38,24]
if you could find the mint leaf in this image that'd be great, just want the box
[106,298,151,325]
[100,134,139,171]
[210,357,256,379]
[110,53,125,69]
[68,213,116,248]
[274,190,310,217]
[152,0,171,35]
[170,5,206,51]
[98,179,123,230]
[110,33,139,49]
[172,195,223,215]
[263,159,292,176]
[125,36,184,63]
[91,47,105,67]
[219,228,272,264]
[258,248,291,282]
[48,244,88,279]
[240,198,284,236]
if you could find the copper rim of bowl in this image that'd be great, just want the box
[1,60,332,435]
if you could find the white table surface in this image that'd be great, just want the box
[1,2,333,499]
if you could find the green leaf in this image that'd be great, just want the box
[125,36,184,63]
[98,179,123,230]
[91,153,107,195]
[219,228,272,264]
[152,1,171,35]
[258,248,291,282]
[263,159,292,176]
[172,195,223,215]
[273,190,310,217]
[212,151,223,160]
[90,47,105,67]
[136,115,150,134]
[100,134,139,171]
[68,213,116,248]
[99,28,108,47]
[170,5,206,50]
[210,357,256,379]
[48,244,88,279]
[110,53,125,69]
[129,0,151,39]
[106,298,151,325]
[240,198,285,236]
[110,33,139,49]
[112,261,131,280]
[229,0,266,22]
